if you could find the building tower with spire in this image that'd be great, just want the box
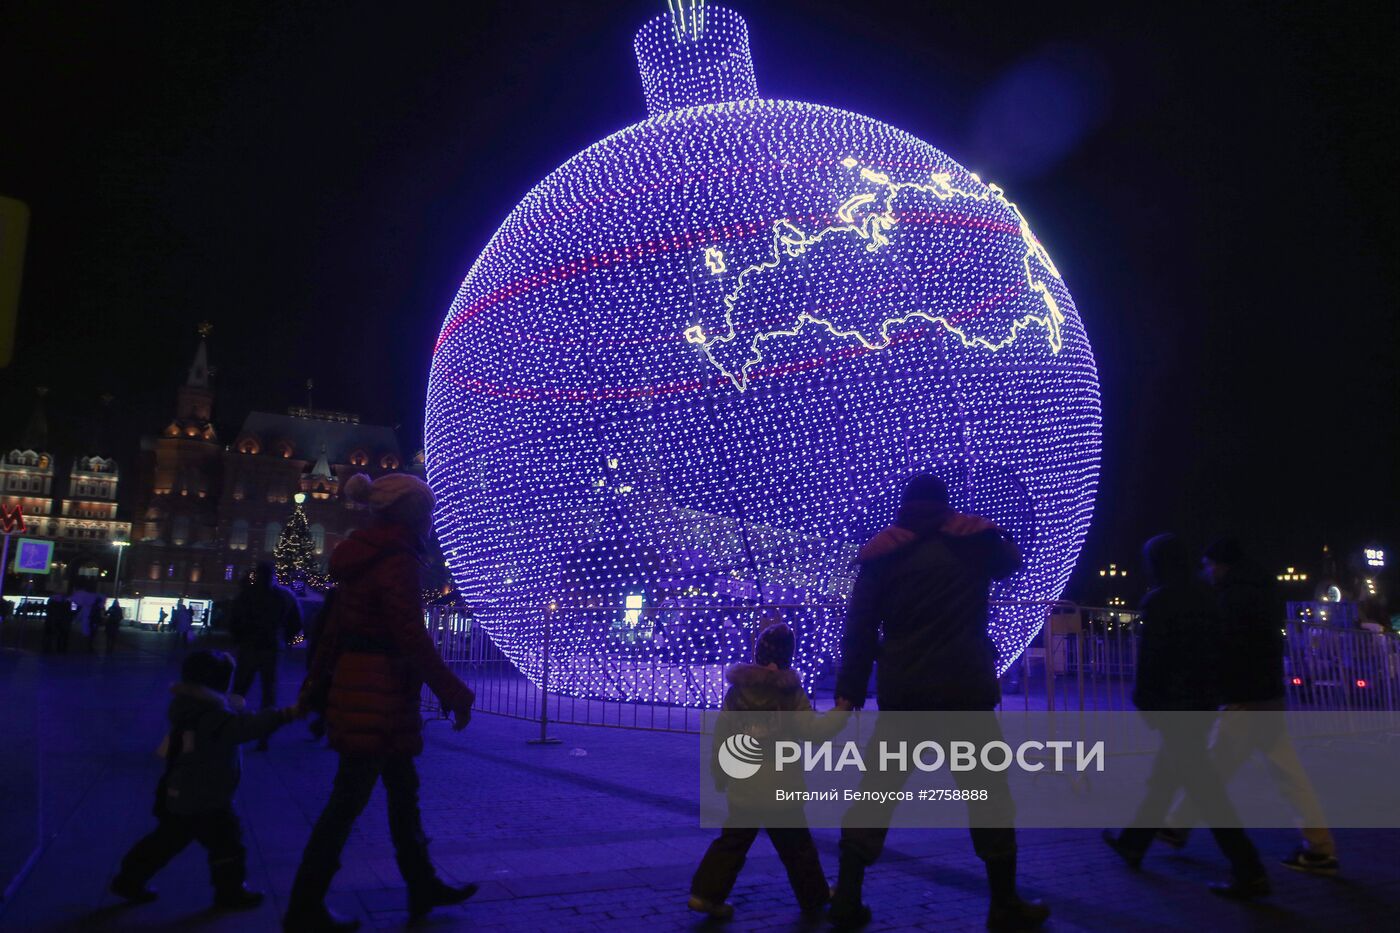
[128,325,410,599]
[129,327,224,595]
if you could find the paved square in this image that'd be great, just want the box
[1,633,1396,931]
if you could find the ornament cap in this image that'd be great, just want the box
[634,4,758,117]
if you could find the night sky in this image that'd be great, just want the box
[2,1,1396,597]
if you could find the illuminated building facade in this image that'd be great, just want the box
[128,335,417,599]
[0,390,132,590]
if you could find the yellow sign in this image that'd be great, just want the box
[0,195,31,368]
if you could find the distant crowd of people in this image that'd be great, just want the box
[37,583,126,654]
[97,471,1335,932]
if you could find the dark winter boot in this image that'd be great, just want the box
[284,860,360,932]
[109,875,158,904]
[1101,829,1144,869]
[827,853,871,929]
[408,879,479,923]
[984,855,1049,931]
[1208,874,1271,900]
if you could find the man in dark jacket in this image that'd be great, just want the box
[1103,534,1269,899]
[229,561,301,750]
[110,649,295,909]
[830,474,1047,931]
[43,592,73,653]
[1163,538,1337,873]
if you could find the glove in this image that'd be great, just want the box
[451,691,475,732]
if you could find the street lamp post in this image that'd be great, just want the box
[111,539,130,599]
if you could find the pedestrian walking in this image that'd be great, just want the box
[1160,537,1338,873]
[42,592,66,653]
[174,598,195,646]
[73,583,102,652]
[284,473,477,932]
[229,564,301,751]
[1103,534,1270,899]
[689,621,847,921]
[831,474,1048,931]
[109,649,298,910]
[50,591,74,653]
[105,599,124,654]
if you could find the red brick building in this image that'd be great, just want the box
[128,335,418,600]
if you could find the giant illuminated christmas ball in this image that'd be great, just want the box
[426,5,1100,705]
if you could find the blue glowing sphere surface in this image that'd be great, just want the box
[425,8,1100,705]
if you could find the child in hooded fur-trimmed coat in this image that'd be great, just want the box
[110,650,297,910]
[688,621,848,921]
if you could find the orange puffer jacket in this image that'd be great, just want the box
[305,522,473,756]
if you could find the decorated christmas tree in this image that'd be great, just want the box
[274,500,324,590]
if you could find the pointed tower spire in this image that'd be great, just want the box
[187,321,213,388]
[174,324,216,435]
[310,444,333,480]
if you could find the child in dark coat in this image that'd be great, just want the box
[689,621,847,920]
[110,650,298,910]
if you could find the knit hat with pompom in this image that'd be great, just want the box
[343,472,435,531]
[753,621,796,669]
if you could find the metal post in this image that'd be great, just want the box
[0,532,10,649]
[111,541,127,598]
[528,603,562,745]
[1042,604,1055,712]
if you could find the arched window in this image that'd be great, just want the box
[229,519,249,551]
[238,436,261,455]
[264,521,282,552]
[380,453,400,471]
[310,523,326,555]
[349,449,369,467]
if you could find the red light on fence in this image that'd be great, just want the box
[1291,677,1303,686]
[1356,679,1368,689]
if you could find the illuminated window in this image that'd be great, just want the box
[264,522,281,552]
[229,519,249,551]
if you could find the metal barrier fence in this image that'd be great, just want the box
[424,601,1400,735]
[423,603,842,736]
[1002,603,1142,712]
[1284,621,1400,710]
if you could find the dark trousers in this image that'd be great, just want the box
[840,711,1017,870]
[233,647,278,710]
[117,807,246,894]
[288,754,438,910]
[691,809,829,909]
[1117,715,1263,877]
[43,619,70,653]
